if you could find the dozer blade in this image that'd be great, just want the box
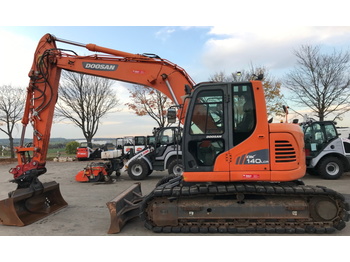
[106,183,143,234]
[0,181,67,226]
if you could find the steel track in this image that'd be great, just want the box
[140,176,350,234]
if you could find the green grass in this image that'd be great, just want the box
[1,148,76,160]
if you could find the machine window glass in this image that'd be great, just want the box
[135,136,146,145]
[304,122,337,155]
[159,128,177,145]
[324,123,337,141]
[232,84,256,145]
[190,90,224,135]
[188,139,225,166]
[305,124,319,153]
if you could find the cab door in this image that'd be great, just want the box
[182,83,230,182]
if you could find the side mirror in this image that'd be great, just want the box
[167,108,177,124]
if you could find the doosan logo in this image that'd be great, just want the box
[83,62,118,71]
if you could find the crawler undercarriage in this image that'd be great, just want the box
[137,176,350,234]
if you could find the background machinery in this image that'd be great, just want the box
[75,136,148,182]
[301,119,350,179]
[75,126,183,182]
[0,34,349,234]
[76,142,104,161]
[125,126,183,180]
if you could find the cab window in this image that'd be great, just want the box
[233,84,256,145]
[190,90,224,135]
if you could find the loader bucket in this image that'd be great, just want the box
[0,181,67,226]
[106,183,143,234]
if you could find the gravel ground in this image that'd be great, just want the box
[0,159,349,236]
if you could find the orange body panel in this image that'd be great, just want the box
[184,123,306,183]
[183,171,229,182]
[269,123,306,181]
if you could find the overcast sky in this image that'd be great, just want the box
[1,4,350,140]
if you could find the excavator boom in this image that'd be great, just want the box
[0,33,194,227]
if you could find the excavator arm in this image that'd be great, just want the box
[11,33,195,182]
[0,33,194,226]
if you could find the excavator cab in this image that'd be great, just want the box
[183,82,256,174]
[181,81,306,182]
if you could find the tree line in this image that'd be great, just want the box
[1,44,350,157]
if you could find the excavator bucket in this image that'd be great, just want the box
[106,183,143,234]
[0,181,67,226]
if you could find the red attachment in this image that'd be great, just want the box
[75,163,108,182]
[75,170,90,182]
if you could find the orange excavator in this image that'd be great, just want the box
[0,34,349,234]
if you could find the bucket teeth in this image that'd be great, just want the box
[0,181,67,226]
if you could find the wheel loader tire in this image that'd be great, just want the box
[317,156,343,180]
[128,159,150,180]
[168,159,183,176]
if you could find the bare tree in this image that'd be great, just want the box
[285,45,350,121]
[210,65,284,118]
[0,85,25,158]
[55,71,120,147]
[126,85,174,128]
[210,71,228,82]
